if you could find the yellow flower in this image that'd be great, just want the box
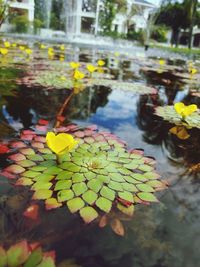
[60,76,67,81]
[189,68,197,75]
[70,62,80,69]
[159,59,166,65]
[25,48,33,55]
[174,102,197,118]
[12,43,17,47]
[86,64,96,73]
[0,48,8,55]
[19,46,25,51]
[60,55,65,61]
[4,41,11,48]
[170,126,190,140]
[60,44,65,51]
[73,69,85,80]
[46,132,78,155]
[97,59,105,67]
[48,47,54,57]
[40,44,46,49]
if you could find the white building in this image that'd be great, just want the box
[1,0,35,32]
[66,0,156,37]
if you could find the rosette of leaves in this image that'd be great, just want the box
[2,124,167,224]
[0,240,55,267]
[88,79,157,94]
[155,106,200,129]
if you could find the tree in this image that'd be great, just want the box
[99,0,117,34]
[0,0,8,29]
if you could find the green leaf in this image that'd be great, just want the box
[72,173,86,183]
[33,173,54,182]
[80,207,98,223]
[124,176,140,184]
[118,191,134,202]
[44,166,62,175]
[0,246,7,267]
[45,198,62,210]
[36,257,55,267]
[57,189,74,202]
[7,240,29,267]
[24,248,43,267]
[56,171,73,180]
[27,154,44,162]
[5,164,25,174]
[123,163,138,169]
[32,189,53,200]
[55,180,72,191]
[38,148,52,154]
[96,197,112,213]
[117,203,134,216]
[138,164,153,172]
[109,173,125,182]
[137,192,158,202]
[96,174,110,183]
[100,186,115,201]
[59,162,81,172]
[122,183,138,192]
[67,197,85,213]
[20,148,35,155]
[131,173,147,182]
[31,182,52,191]
[43,154,57,160]
[143,172,160,180]
[39,160,56,167]
[22,170,39,178]
[30,166,47,172]
[85,172,96,180]
[136,183,154,193]
[108,181,123,191]
[16,178,34,186]
[87,179,103,193]
[72,182,87,196]
[82,190,98,204]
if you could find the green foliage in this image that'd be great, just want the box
[99,0,117,34]
[4,124,167,224]
[0,0,8,28]
[127,29,145,43]
[11,15,30,33]
[33,18,43,33]
[151,25,168,43]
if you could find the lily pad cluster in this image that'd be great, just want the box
[0,240,55,267]
[2,123,167,224]
[155,106,200,129]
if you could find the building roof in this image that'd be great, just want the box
[134,0,156,8]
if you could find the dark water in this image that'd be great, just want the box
[0,44,200,267]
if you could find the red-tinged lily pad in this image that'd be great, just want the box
[36,256,55,267]
[38,119,49,126]
[5,164,25,174]
[20,148,35,156]
[34,136,46,143]
[9,153,26,162]
[10,141,27,148]
[16,177,34,186]
[31,142,45,149]
[7,240,30,267]
[35,125,48,132]
[20,134,35,141]
[23,204,39,220]
[32,189,53,200]
[0,144,9,154]
[45,198,62,210]
[0,171,17,179]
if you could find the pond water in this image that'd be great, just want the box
[0,41,200,267]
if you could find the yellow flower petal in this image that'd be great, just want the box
[0,48,8,55]
[4,41,11,48]
[86,64,96,73]
[73,69,85,80]
[97,60,105,67]
[46,132,78,155]
[70,62,80,69]
[174,102,197,118]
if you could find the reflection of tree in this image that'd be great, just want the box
[66,85,111,120]
[136,95,200,167]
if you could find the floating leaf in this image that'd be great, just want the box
[136,183,154,193]
[110,219,125,236]
[45,198,62,210]
[80,207,98,223]
[100,186,115,201]
[72,182,87,196]
[137,192,159,202]
[7,240,29,267]
[118,191,134,203]
[32,189,53,200]
[67,197,85,213]
[0,247,7,267]
[96,197,112,213]
[57,190,74,202]
[117,203,134,216]
[5,164,25,174]
[82,190,98,204]
[18,160,36,168]
[24,248,43,267]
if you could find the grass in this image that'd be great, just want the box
[151,44,200,56]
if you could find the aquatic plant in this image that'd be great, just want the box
[2,122,167,224]
[155,105,200,129]
[0,240,55,267]
[174,102,197,119]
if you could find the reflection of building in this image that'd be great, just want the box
[1,0,35,32]
[66,0,156,37]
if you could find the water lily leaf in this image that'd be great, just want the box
[124,176,140,184]
[138,164,153,172]
[137,192,159,202]
[108,181,123,191]
[44,166,62,175]
[110,218,125,236]
[36,257,55,267]
[72,182,87,196]
[131,173,147,182]
[16,177,34,186]
[11,141,26,148]
[7,240,29,267]
[22,170,39,178]
[0,246,7,267]
[143,172,160,180]
[72,173,86,183]
[96,197,112,213]
[5,164,25,174]
[87,179,103,193]
[109,173,125,182]
[118,191,134,203]
[56,171,73,180]
[146,180,167,190]
[24,248,43,267]
[123,163,138,169]
[34,174,54,182]
[30,166,47,172]
[100,186,115,201]
[80,207,98,223]
[67,197,85,213]
[32,189,53,200]
[9,153,26,162]
[96,174,110,183]
[122,183,138,192]
[17,160,36,168]
[45,198,62,210]
[57,189,74,202]
[136,183,155,193]
[55,180,72,191]
[39,160,56,167]
[59,162,81,172]
[38,148,52,154]
[117,203,134,216]
[27,154,44,162]
[82,190,98,204]
[43,154,57,160]
[31,182,52,190]
[20,148,35,155]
